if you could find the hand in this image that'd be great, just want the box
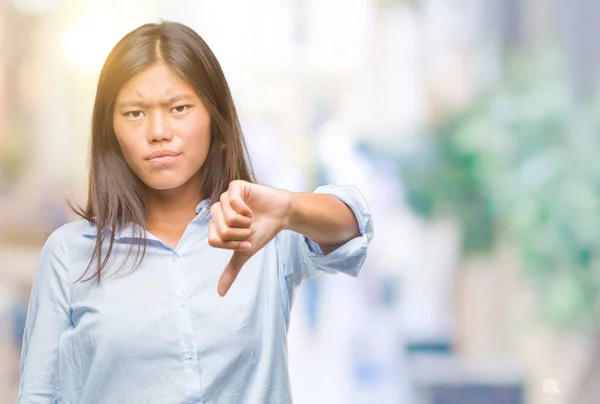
[208,180,292,296]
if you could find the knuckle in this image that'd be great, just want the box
[229,179,246,191]
[208,235,219,247]
[219,228,232,239]
[224,214,237,227]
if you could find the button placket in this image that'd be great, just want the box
[168,248,203,398]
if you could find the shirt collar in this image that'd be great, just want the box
[82,222,156,241]
[195,199,211,214]
[83,199,212,240]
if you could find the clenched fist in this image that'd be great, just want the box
[209,180,292,296]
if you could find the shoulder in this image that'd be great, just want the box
[45,219,94,245]
[40,219,94,261]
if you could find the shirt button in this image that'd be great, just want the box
[179,301,186,308]
[185,351,194,360]
[172,254,179,261]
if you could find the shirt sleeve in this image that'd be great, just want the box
[276,184,373,318]
[17,231,72,403]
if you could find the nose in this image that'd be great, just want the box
[147,111,173,143]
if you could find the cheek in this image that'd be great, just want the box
[180,119,211,162]
[113,124,141,166]
[115,136,135,161]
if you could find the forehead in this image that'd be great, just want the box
[116,62,197,101]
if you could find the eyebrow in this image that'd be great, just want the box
[117,94,195,109]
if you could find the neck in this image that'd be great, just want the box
[144,183,204,233]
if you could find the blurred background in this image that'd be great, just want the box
[1,0,600,403]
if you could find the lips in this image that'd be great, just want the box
[146,150,181,161]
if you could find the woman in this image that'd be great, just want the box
[18,21,372,403]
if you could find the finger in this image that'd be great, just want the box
[220,192,252,228]
[210,203,253,241]
[208,220,253,249]
[228,181,253,218]
[218,251,251,297]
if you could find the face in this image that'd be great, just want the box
[113,62,211,193]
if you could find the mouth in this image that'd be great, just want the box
[146,150,181,164]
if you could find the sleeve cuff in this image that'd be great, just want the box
[302,184,374,276]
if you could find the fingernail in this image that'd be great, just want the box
[240,241,251,250]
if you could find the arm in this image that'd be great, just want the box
[17,232,72,403]
[286,192,361,254]
[208,181,373,296]
[281,184,373,279]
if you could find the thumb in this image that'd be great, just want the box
[217,251,251,297]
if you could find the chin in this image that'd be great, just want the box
[143,177,190,191]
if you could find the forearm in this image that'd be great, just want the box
[285,192,360,249]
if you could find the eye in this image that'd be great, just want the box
[171,105,190,114]
[125,111,144,120]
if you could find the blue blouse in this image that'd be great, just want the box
[17,185,373,404]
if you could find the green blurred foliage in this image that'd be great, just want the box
[400,51,600,330]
